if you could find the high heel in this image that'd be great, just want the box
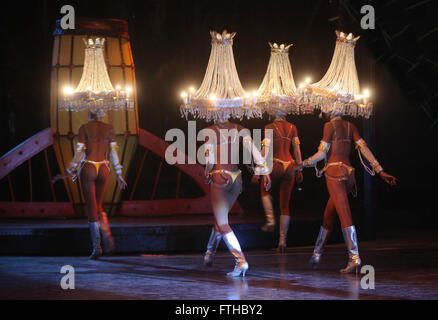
[227,262,249,277]
[261,195,275,232]
[88,222,102,260]
[277,215,290,254]
[204,228,222,266]
[309,226,331,267]
[223,232,249,278]
[340,226,362,274]
[99,212,115,255]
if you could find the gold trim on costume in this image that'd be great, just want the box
[274,158,293,173]
[318,141,331,153]
[355,138,367,149]
[209,169,242,184]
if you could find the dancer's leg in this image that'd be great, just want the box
[80,164,102,259]
[260,184,275,232]
[326,170,361,273]
[277,174,295,252]
[326,178,353,229]
[309,197,335,266]
[211,177,248,277]
[322,197,337,230]
[95,165,110,213]
[204,220,222,266]
[81,164,98,222]
[95,165,114,254]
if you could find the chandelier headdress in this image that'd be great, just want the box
[257,42,301,116]
[180,30,262,122]
[298,31,373,118]
[60,38,134,118]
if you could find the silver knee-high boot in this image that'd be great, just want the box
[277,215,290,253]
[261,195,275,232]
[223,232,249,277]
[309,226,331,266]
[88,222,103,260]
[340,225,362,274]
[204,228,222,266]
[99,212,115,255]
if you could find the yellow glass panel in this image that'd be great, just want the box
[121,40,133,66]
[107,38,122,66]
[59,36,72,66]
[72,36,86,66]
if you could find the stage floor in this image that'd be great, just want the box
[0,229,437,300]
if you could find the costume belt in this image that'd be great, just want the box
[84,159,110,174]
[273,158,294,173]
[321,162,354,181]
[208,169,242,188]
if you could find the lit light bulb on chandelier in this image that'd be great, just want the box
[63,86,74,96]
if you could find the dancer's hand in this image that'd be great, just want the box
[52,173,70,184]
[117,174,128,190]
[291,163,303,173]
[379,171,397,186]
[251,175,260,185]
[296,171,304,184]
[262,175,271,191]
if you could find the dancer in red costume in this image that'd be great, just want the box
[255,110,303,253]
[293,112,396,273]
[53,112,127,259]
[202,115,271,277]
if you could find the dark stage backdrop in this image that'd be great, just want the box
[1,0,436,230]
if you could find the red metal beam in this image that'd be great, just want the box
[120,128,244,216]
[0,202,75,218]
[0,128,53,180]
[138,128,209,193]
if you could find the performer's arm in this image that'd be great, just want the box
[109,127,127,189]
[204,142,215,174]
[302,122,333,167]
[291,125,302,165]
[352,125,397,185]
[242,134,270,175]
[242,132,271,191]
[261,126,272,158]
[53,126,86,183]
[66,125,86,176]
[291,125,304,183]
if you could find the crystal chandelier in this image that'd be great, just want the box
[180,30,262,122]
[257,42,300,115]
[60,38,134,117]
[298,31,373,118]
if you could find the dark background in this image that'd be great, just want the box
[1,0,437,231]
